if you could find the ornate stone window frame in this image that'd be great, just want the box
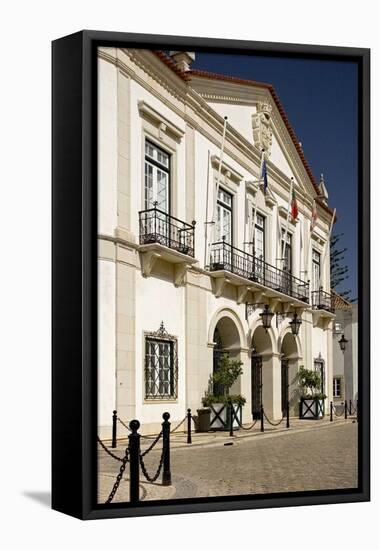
[143,322,179,401]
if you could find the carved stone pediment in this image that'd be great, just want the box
[252,102,273,155]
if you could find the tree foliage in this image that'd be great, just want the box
[330,233,356,302]
[211,353,243,397]
[297,366,323,398]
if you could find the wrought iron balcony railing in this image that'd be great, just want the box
[139,205,196,258]
[311,289,335,313]
[209,240,309,303]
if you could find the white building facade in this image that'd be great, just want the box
[332,294,358,406]
[98,48,336,436]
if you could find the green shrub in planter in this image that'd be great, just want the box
[202,354,246,430]
[297,366,327,419]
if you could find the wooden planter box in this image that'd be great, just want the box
[299,397,325,419]
[208,402,243,431]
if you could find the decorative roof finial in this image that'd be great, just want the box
[319,173,329,205]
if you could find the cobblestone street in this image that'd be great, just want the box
[98,419,358,503]
[170,422,358,498]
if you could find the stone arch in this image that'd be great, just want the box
[208,308,246,398]
[278,325,302,360]
[248,316,277,356]
[208,307,247,350]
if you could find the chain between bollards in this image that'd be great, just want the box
[187,408,192,444]
[162,412,171,486]
[128,419,140,503]
[112,410,117,448]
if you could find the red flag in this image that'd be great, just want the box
[291,188,298,220]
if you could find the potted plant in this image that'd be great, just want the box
[297,366,326,419]
[202,354,246,430]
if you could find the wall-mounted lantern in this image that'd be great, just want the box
[259,304,274,331]
[289,312,302,336]
[338,334,348,353]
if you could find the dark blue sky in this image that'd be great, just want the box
[191,53,358,298]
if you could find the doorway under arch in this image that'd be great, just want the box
[212,316,242,397]
[250,325,274,419]
[280,332,301,415]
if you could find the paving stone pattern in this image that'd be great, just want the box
[98,421,358,503]
[171,422,358,498]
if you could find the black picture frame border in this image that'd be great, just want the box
[52,30,370,520]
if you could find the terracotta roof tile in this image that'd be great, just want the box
[331,290,353,311]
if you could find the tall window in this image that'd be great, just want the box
[281,230,292,272]
[312,249,321,290]
[254,213,265,260]
[314,359,325,395]
[215,188,233,245]
[145,323,178,399]
[333,377,342,398]
[144,140,170,213]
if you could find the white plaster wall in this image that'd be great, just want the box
[207,102,257,142]
[134,271,186,423]
[98,259,116,427]
[312,326,326,361]
[98,58,118,237]
[270,134,296,180]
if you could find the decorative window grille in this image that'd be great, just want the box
[144,322,178,399]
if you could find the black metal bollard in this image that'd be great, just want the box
[344,400,348,419]
[286,401,290,429]
[330,401,333,422]
[349,399,352,415]
[356,399,359,422]
[112,410,117,448]
[260,405,264,433]
[162,412,171,486]
[229,401,234,437]
[128,419,140,503]
[187,408,192,444]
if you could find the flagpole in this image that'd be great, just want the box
[258,148,265,184]
[304,220,312,279]
[251,190,258,256]
[204,149,211,267]
[319,207,336,289]
[212,116,228,222]
[282,177,294,267]
[209,116,228,252]
[303,199,318,280]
